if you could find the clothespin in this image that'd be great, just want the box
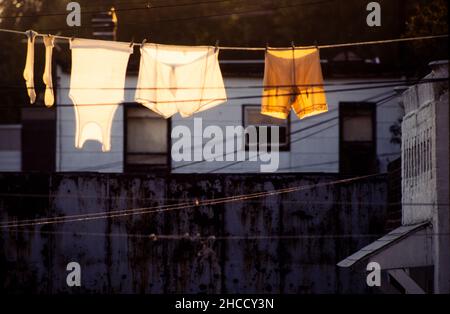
[265,42,269,52]
[129,37,134,48]
[214,40,219,53]
[291,41,296,50]
[141,38,147,46]
[46,34,55,47]
[25,29,37,42]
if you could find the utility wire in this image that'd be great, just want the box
[8,229,450,241]
[0,0,308,19]
[0,0,238,19]
[171,93,400,172]
[46,92,399,172]
[0,78,429,90]
[0,0,335,27]
[0,79,445,108]
[205,92,400,173]
[0,172,386,229]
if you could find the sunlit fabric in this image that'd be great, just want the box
[23,31,36,104]
[69,38,132,152]
[135,43,227,118]
[43,35,55,107]
[261,48,328,120]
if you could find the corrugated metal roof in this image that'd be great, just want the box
[337,222,430,268]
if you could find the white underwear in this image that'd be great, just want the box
[135,43,227,118]
[69,39,132,152]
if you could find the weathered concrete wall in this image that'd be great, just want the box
[0,173,388,294]
[400,60,449,293]
[401,61,449,225]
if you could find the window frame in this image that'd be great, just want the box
[242,104,291,152]
[123,103,171,173]
[339,102,377,175]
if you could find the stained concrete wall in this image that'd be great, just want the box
[0,173,388,294]
[400,60,449,293]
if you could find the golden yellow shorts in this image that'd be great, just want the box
[261,48,328,120]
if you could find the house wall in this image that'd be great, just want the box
[0,125,21,171]
[401,60,449,293]
[171,77,403,173]
[55,66,403,173]
[401,62,449,224]
[55,66,124,172]
[0,172,388,293]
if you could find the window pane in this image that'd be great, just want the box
[127,118,167,153]
[245,107,287,126]
[342,115,373,142]
[243,105,290,151]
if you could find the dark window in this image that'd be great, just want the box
[339,102,377,175]
[124,104,170,172]
[21,107,56,172]
[243,105,290,151]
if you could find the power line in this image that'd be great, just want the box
[0,79,442,108]
[0,0,240,19]
[0,78,430,90]
[46,91,399,172]
[7,229,450,241]
[0,27,447,50]
[206,92,401,173]
[0,172,387,229]
[172,93,400,172]
[1,190,441,207]
[0,0,335,26]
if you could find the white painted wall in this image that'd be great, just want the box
[0,125,21,172]
[56,66,124,172]
[56,66,403,173]
[172,77,403,173]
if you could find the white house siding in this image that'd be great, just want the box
[56,66,124,172]
[172,77,404,173]
[0,124,21,172]
[55,66,403,174]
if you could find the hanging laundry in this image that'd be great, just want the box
[43,35,55,107]
[23,30,37,104]
[135,43,227,118]
[69,38,133,152]
[261,48,328,120]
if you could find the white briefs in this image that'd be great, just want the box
[135,43,227,118]
[69,39,133,152]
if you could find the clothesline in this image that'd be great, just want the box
[1,27,447,155]
[0,28,447,50]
